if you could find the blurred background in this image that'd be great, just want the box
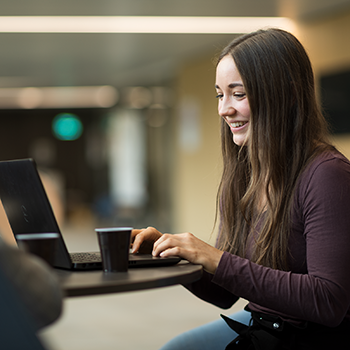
[0,0,350,349]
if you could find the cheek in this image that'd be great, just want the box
[242,103,251,118]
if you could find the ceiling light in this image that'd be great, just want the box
[0,86,118,109]
[0,16,295,34]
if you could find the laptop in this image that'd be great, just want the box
[0,158,181,270]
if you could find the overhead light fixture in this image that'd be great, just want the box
[0,85,118,109]
[0,16,295,34]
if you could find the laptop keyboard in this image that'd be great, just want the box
[70,252,101,263]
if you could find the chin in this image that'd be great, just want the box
[232,135,247,146]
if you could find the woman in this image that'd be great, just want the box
[132,28,350,349]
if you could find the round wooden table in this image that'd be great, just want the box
[54,261,203,297]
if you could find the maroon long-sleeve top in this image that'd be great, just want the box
[185,150,350,327]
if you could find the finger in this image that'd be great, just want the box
[131,233,144,253]
[152,234,168,255]
[132,227,162,253]
[160,247,182,258]
[152,234,177,257]
[131,228,150,253]
[131,229,145,241]
[152,232,189,253]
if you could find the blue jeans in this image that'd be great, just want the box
[159,309,251,350]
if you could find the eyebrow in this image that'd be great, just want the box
[215,83,244,89]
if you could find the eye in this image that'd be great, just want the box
[216,94,223,99]
[234,92,246,99]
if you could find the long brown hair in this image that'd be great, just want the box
[216,28,332,270]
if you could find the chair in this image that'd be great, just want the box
[0,266,46,350]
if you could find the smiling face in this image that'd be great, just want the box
[215,55,251,146]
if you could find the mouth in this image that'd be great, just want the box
[230,121,247,128]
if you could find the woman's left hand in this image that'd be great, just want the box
[152,232,224,274]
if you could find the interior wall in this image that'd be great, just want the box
[291,9,350,158]
[172,56,223,245]
[296,11,350,77]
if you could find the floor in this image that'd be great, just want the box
[37,223,247,350]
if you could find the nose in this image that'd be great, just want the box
[218,99,236,118]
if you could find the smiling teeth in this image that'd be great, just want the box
[231,122,246,128]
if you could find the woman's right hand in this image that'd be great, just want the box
[131,227,163,254]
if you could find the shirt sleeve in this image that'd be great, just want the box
[183,269,239,309]
[211,156,350,327]
[0,238,63,330]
